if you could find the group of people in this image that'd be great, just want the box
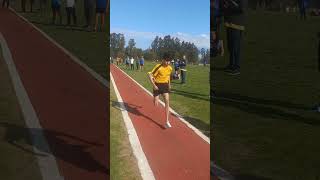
[172,58,187,84]
[119,56,145,71]
[51,0,107,31]
[0,0,107,32]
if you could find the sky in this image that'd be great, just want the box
[110,0,210,50]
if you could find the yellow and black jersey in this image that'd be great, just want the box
[148,64,172,83]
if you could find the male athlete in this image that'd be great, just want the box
[148,53,173,128]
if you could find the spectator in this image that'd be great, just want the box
[223,0,248,75]
[84,0,94,30]
[30,0,34,12]
[51,0,62,25]
[136,56,140,70]
[21,0,26,12]
[180,57,187,84]
[2,0,9,8]
[174,59,180,79]
[125,56,130,69]
[66,0,77,26]
[139,56,145,71]
[130,57,134,70]
[94,0,106,32]
[298,0,309,20]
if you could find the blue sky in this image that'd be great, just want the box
[111,0,210,50]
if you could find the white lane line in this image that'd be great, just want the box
[211,162,234,180]
[113,65,210,144]
[0,33,64,180]
[9,7,109,88]
[110,72,156,180]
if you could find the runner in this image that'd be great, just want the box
[147,53,173,128]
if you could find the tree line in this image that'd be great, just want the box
[110,33,210,64]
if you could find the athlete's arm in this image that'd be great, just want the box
[148,73,159,90]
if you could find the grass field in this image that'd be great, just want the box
[11,0,109,79]
[115,62,210,136]
[212,11,320,179]
[110,83,142,180]
[0,45,42,179]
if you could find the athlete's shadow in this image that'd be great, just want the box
[111,100,166,129]
[171,88,209,102]
[0,122,109,175]
[213,92,320,126]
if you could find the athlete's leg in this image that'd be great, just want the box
[163,93,170,123]
[154,95,159,106]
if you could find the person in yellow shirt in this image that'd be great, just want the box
[148,53,173,128]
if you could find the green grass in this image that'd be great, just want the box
[110,83,142,180]
[212,11,320,179]
[115,62,210,136]
[11,0,109,79]
[0,45,42,179]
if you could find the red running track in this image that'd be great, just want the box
[0,9,109,180]
[111,64,210,180]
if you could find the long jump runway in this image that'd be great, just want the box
[110,64,210,180]
[0,9,109,180]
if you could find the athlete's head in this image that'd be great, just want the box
[162,53,171,66]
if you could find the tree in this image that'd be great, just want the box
[110,33,125,59]
[126,39,136,57]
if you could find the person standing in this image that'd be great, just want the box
[316,32,320,112]
[148,53,173,128]
[66,0,77,26]
[135,56,140,70]
[139,56,145,71]
[223,0,248,75]
[180,57,187,84]
[125,56,130,69]
[21,0,26,12]
[298,0,309,20]
[94,0,106,32]
[51,0,62,25]
[2,0,9,8]
[84,0,94,30]
[130,57,135,70]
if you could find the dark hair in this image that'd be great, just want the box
[162,52,171,61]
[318,32,320,38]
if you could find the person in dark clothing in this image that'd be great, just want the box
[298,0,309,20]
[66,0,77,26]
[2,0,9,8]
[30,0,34,12]
[84,0,95,30]
[222,0,248,75]
[21,0,26,12]
[51,0,62,25]
[212,0,224,58]
[180,57,187,84]
[316,32,320,112]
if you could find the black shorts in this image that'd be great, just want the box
[96,8,106,13]
[153,83,169,96]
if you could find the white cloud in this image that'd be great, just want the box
[111,28,210,49]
